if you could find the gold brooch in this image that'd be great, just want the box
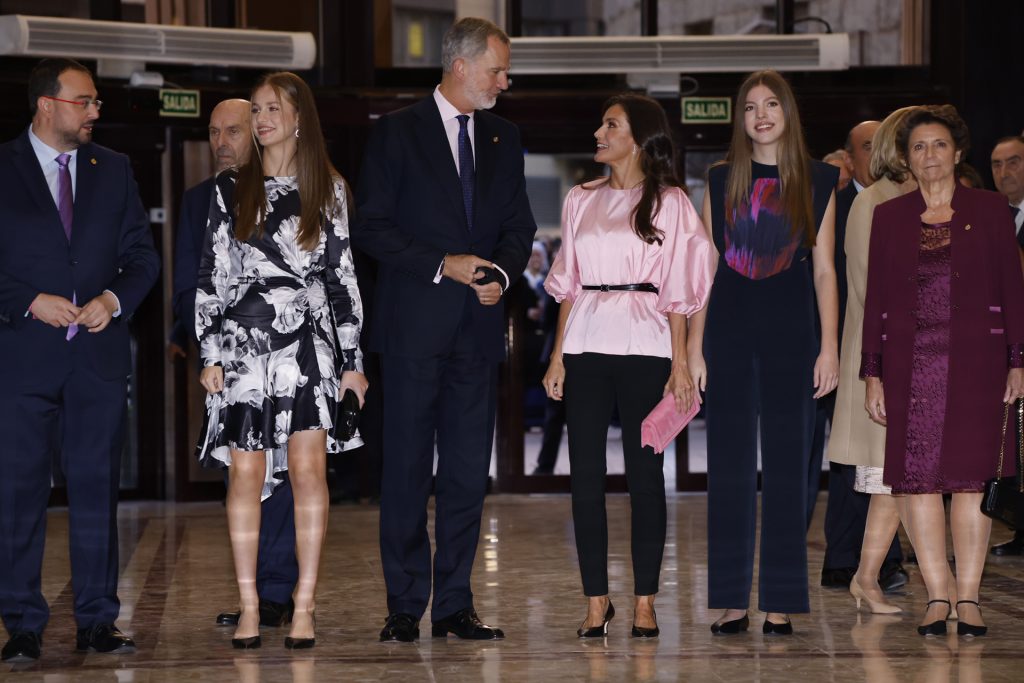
[90,158,97,165]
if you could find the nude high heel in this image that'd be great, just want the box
[850,579,902,614]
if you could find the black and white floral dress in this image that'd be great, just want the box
[195,171,363,500]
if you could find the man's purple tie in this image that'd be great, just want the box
[56,153,78,340]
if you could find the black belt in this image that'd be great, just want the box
[581,283,659,294]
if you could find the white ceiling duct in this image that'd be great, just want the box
[0,14,316,77]
[509,34,849,75]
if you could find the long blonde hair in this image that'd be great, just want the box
[725,70,815,246]
[234,71,337,250]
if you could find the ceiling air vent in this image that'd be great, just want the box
[509,34,849,75]
[0,14,316,75]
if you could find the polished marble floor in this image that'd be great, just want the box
[7,494,1024,682]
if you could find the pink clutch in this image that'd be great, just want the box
[640,393,701,453]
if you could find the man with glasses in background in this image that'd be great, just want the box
[0,58,159,662]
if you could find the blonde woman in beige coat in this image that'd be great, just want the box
[827,107,920,614]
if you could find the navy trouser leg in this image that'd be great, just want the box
[757,344,815,614]
[806,395,833,527]
[431,340,496,620]
[256,474,298,604]
[61,365,126,629]
[379,354,442,619]
[0,378,62,635]
[705,350,759,610]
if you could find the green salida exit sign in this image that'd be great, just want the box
[160,89,201,118]
[681,97,732,124]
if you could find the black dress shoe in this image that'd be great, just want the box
[380,613,420,642]
[75,624,136,654]
[820,567,856,588]
[878,561,909,593]
[2,631,41,662]
[284,636,315,649]
[991,532,1024,556]
[216,599,295,627]
[577,601,614,638]
[710,614,749,635]
[431,608,505,640]
[762,618,793,635]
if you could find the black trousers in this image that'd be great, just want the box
[378,332,497,621]
[563,352,670,596]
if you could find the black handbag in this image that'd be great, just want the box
[981,398,1024,528]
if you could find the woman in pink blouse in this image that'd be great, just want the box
[543,94,713,638]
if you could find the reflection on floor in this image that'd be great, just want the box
[8,495,1024,681]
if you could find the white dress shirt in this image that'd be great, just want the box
[1012,197,1024,234]
[26,125,121,316]
[430,86,509,291]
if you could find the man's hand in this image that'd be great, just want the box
[471,280,502,306]
[75,292,118,333]
[29,293,80,328]
[443,254,493,285]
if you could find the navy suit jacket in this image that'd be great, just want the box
[0,129,160,381]
[352,96,537,362]
[172,176,215,347]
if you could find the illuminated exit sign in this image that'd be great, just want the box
[160,89,201,118]
[681,97,732,124]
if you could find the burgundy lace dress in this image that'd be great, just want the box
[889,222,985,493]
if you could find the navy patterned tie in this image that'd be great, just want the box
[456,114,474,230]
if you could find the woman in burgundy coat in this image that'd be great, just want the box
[861,105,1024,637]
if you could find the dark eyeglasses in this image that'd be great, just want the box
[42,96,103,111]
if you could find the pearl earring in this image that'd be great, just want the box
[295,127,300,139]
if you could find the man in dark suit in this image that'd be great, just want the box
[0,58,159,662]
[353,17,536,642]
[990,134,1024,555]
[170,98,299,624]
[815,120,906,591]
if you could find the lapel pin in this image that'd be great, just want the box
[492,136,499,143]
[90,158,97,165]
[965,224,971,231]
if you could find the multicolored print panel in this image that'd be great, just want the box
[723,178,801,280]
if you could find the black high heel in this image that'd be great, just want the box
[917,599,951,636]
[285,611,316,649]
[231,635,261,649]
[762,616,793,635]
[710,614,749,635]
[631,607,659,638]
[577,600,614,638]
[955,600,987,637]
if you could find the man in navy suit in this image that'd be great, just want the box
[353,17,536,642]
[0,58,159,662]
[170,98,299,625]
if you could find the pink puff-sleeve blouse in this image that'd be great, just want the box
[544,180,713,359]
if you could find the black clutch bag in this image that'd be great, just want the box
[981,398,1024,528]
[335,388,361,443]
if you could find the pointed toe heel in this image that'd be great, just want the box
[710,614,749,635]
[284,636,316,649]
[850,579,902,614]
[231,635,262,649]
[577,601,615,638]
